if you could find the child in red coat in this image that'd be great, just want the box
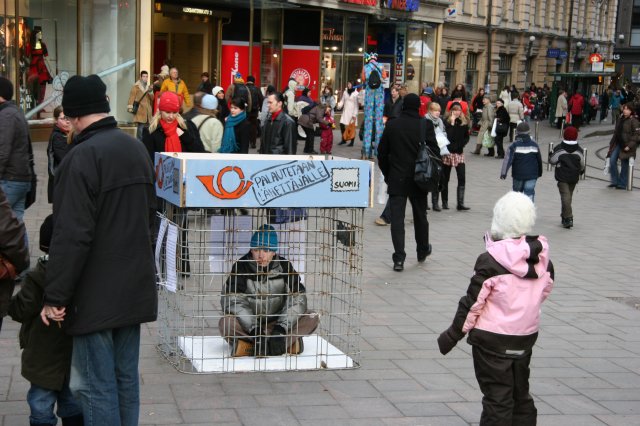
[320,105,335,155]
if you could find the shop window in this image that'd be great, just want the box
[443,51,456,89]
[497,53,512,93]
[261,8,282,89]
[10,0,78,116]
[322,12,344,95]
[81,0,135,122]
[406,25,435,94]
[632,28,640,47]
[465,52,478,96]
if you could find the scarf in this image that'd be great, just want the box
[160,119,182,152]
[426,113,449,149]
[219,111,246,153]
[347,87,355,95]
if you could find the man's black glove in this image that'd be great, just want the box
[268,325,288,356]
[437,326,464,355]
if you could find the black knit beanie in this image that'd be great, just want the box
[0,76,13,101]
[62,74,110,117]
[402,93,420,111]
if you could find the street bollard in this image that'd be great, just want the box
[547,142,554,172]
[560,120,565,139]
[581,148,587,180]
[628,157,635,191]
[535,121,539,143]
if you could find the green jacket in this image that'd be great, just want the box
[8,257,73,391]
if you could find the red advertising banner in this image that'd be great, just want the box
[340,0,377,5]
[281,46,320,99]
[220,41,261,89]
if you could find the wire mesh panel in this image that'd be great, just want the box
[156,205,363,373]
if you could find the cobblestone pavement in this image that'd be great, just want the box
[2,119,639,425]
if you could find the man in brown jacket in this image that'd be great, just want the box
[127,70,154,141]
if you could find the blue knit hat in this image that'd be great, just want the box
[250,225,278,251]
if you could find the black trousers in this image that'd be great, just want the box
[389,194,430,263]
[303,127,315,153]
[494,134,506,157]
[473,346,537,426]
[248,111,259,148]
[508,122,517,143]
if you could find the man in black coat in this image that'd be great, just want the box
[260,92,297,155]
[377,93,439,272]
[246,75,264,149]
[40,75,157,425]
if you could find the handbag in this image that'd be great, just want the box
[482,130,494,148]
[565,112,572,125]
[343,119,356,141]
[25,136,37,210]
[414,119,442,193]
[495,119,509,136]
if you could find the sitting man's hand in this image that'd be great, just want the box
[268,325,288,356]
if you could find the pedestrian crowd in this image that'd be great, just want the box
[0,61,638,426]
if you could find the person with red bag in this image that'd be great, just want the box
[568,91,585,130]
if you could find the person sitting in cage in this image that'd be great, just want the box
[218,224,319,357]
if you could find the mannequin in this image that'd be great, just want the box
[361,52,385,159]
[26,26,52,105]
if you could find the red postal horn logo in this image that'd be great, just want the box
[197,166,253,199]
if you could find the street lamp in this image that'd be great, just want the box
[525,36,536,89]
[593,43,600,53]
[526,35,536,57]
[574,41,584,70]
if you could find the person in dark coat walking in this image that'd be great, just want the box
[9,216,84,426]
[494,99,510,159]
[41,74,158,426]
[377,93,439,272]
[0,186,29,333]
[245,75,264,149]
[260,92,297,155]
[47,106,72,203]
[549,126,585,229]
[443,103,471,210]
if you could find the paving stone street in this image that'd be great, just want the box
[2,119,639,425]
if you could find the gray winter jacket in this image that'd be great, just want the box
[0,101,31,182]
[221,252,307,333]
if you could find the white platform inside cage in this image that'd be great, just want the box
[178,335,354,372]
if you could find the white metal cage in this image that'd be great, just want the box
[156,204,363,373]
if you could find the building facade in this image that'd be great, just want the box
[0,0,450,123]
[614,0,640,86]
[439,0,619,97]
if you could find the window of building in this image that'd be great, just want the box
[476,0,485,17]
[406,25,436,94]
[261,9,283,89]
[632,28,640,46]
[465,52,478,95]
[443,51,456,88]
[497,53,512,94]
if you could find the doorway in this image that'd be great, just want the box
[153,5,221,93]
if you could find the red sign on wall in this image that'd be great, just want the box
[340,0,377,6]
[589,53,603,63]
[281,46,320,99]
[220,41,261,90]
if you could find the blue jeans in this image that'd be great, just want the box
[135,123,147,142]
[27,382,82,425]
[609,145,629,188]
[0,179,31,221]
[70,325,141,426]
[512,178,537,201]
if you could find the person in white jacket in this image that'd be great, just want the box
[190,94,223,153]
[506,95,524,142]
[337,81,359,146]
[499,86,511,107]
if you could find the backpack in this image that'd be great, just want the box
[185,119,206,153]
[368,67,382,89]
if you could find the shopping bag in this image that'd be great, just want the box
[376,171,388,205]
[342,119,356,141]
[482,131,494,148]
[490,118,498,138]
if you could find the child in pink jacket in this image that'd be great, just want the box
[319,105,335,155]
[438,191,554,425]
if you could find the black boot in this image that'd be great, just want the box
[456,186,470,211]
[441,187,449,210]
[347,141,354,147]
[431,192,441,211]
[562,217,573,229]
[472,144,481,155]
[484,147,494,157]
[62,414,84,426]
